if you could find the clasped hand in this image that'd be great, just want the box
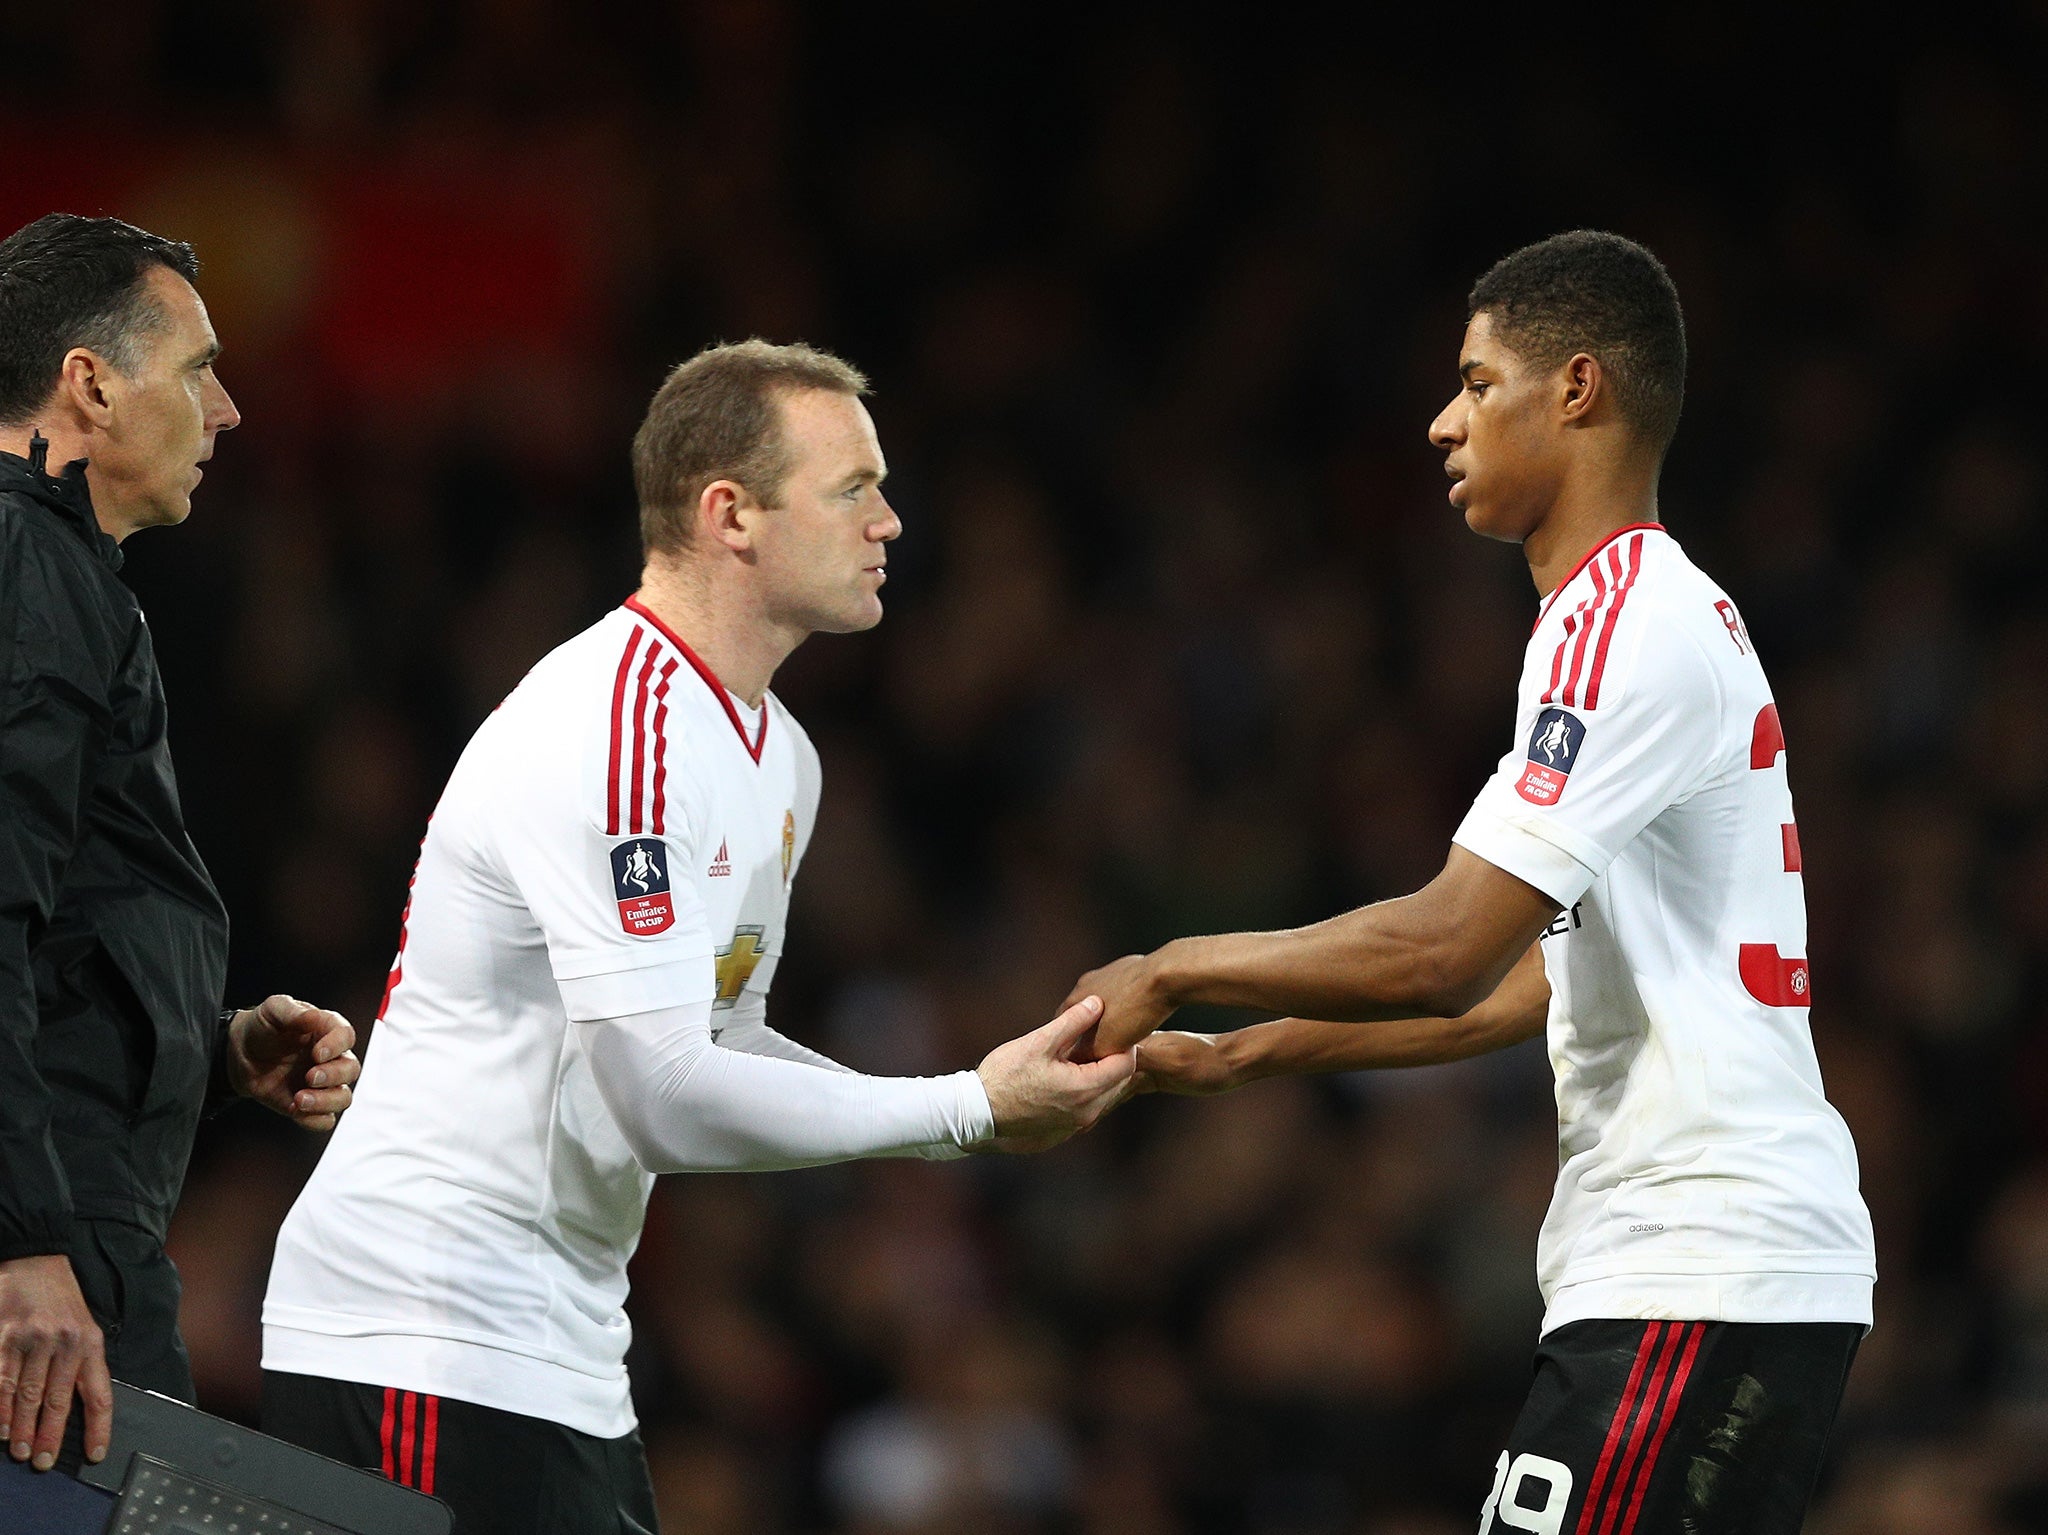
[226,994,360,1129]
[1062,950,1173,1058]
[973,996,1135,1152]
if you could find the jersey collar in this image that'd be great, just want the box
[1534,522,1664,632]
[621,596,769,763]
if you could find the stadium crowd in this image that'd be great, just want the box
[4,4,2046,1531]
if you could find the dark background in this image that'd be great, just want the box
[5,3,2048,1530]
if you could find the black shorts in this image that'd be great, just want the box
[260,1370,659,1535]
[1480,1319,1860,1535]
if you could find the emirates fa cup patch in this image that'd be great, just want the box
[611,838,675,935]
[1517,707,1585,805]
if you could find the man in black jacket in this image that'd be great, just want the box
[0,214,361,1477]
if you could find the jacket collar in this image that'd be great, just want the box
[0,451,122,571]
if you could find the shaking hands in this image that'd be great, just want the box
[974,996,1135,1153]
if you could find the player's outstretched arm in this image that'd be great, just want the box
[579,995,1132,1172]
[1071,846,1561,1055]
[1133,941,1550,1097]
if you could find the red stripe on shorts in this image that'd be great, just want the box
[1616,1323,1706,1535]
[379,1386,397,1480]
[1574,1322,1662,1535]
[399,1391,418,1487]
[1595,1322,1685,1535]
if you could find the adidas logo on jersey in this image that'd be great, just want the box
[708,839,731,877]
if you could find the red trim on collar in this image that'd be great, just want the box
[1534,522,1664,632]
[621,597,768,763]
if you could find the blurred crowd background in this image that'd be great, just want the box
[5,3,2048,1531]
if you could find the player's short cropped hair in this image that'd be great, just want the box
[0,214,202,427]
[633,339,871,557]
[1467,230,1687,455]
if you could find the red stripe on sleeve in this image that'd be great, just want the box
[1581,534,1645,709]
[398,1391,418,1488]
[1616,1323,1706,1535]
[1542,610,1581,704]
[1595,1322,1684,1535]
[1560,557,1612,708]
[650,660,678,835]
[628,645,659,835]
[607,628,644,836]
[421,1395,440,1497]
[1533,523,1665,632]
[379,1386,397,1480]
[1574,1322,1663,1535]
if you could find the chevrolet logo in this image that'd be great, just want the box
[713,926,767,1011]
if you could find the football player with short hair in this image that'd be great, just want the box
[1081,232,1874,1535]
[260,340,1133,1535]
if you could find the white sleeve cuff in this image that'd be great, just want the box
[1453,805,1601,908]
[556,958,714,1022]
[919,1070,994,1159]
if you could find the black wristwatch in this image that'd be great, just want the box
[204,1006,243,1117]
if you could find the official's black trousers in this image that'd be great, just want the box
[1480,1319,1860,1535]
[261,1370,659,1535]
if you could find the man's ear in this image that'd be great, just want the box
[54,348,117,431]
[1559,352,1603,425]
[698,479,759,553]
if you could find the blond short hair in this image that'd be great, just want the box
[632,338,870,556]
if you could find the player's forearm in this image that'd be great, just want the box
[1145,851,1559,1027]
[669,1049,990,1168]
[1215,943,1550,1084]
[711,1018,964,1155]
[583,1005,992,1172]
[1154,901,1476,1023]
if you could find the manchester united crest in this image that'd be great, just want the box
[781,809,795,886]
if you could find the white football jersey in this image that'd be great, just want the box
[1453,525,1875,1334]
[263,599,963,1436]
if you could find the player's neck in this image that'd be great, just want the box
[1523,465,1660,599]
[630,564,796,709]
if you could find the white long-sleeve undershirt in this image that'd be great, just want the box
[580,999,993,1173]
[710,984,857,1073]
